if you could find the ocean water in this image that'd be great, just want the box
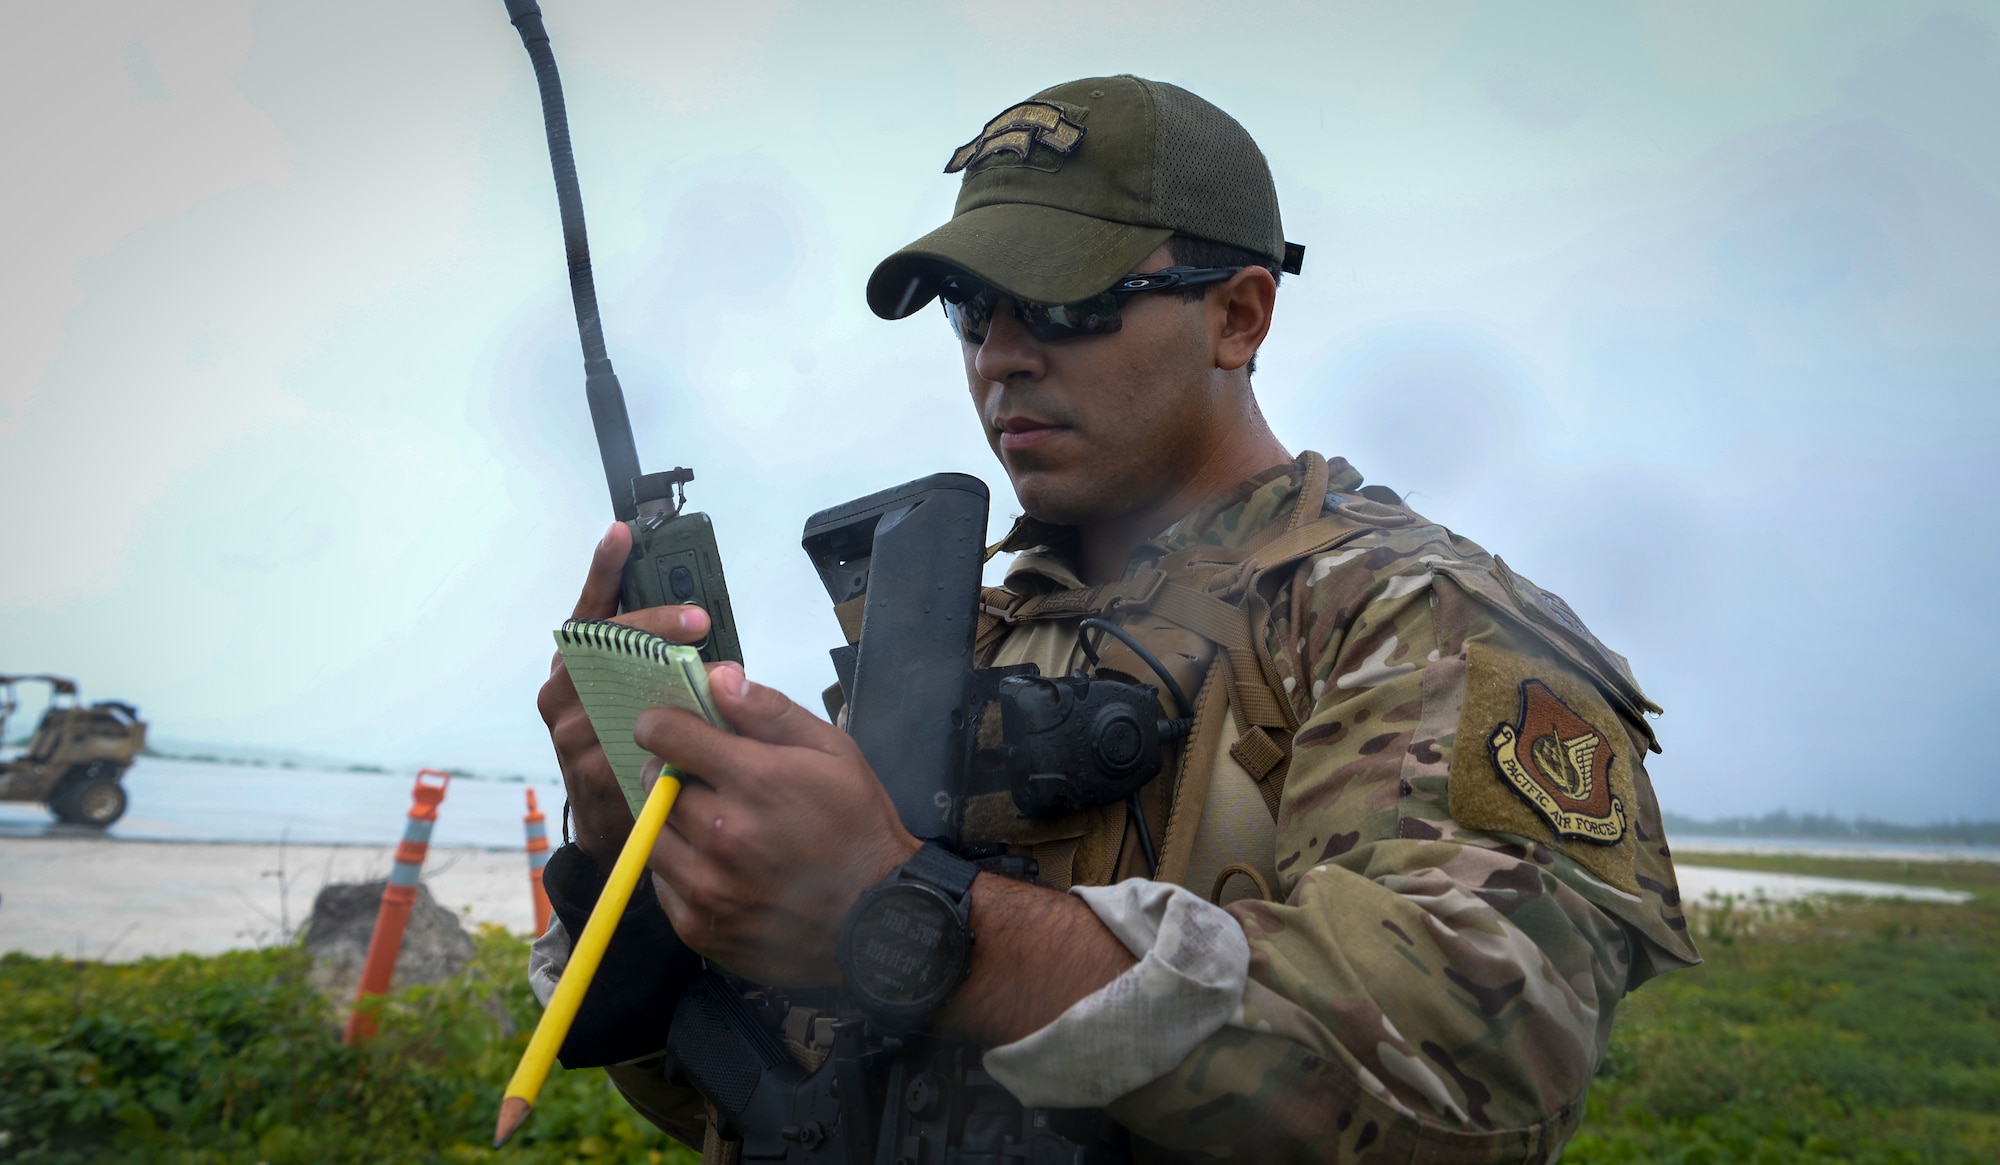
[0,757,569,850]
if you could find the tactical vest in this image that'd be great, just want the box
[958,452,1368,899]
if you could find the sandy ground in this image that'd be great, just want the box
[0,836,1974,962]
[0,837,543,961]
[1672,837,2000,863]
[1675,863,1971,905]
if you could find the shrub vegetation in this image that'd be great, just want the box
[0,927,696,1164]
[2,855,1995,1162]
[1569,855,2000,1164]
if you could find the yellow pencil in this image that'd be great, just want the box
[494,769,682,1147]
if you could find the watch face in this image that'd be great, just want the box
[844,883,971,1013]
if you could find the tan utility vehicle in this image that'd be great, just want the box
[0,675,146,826]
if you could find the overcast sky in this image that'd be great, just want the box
[4,1,1995,823]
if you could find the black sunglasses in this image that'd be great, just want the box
[938,265,1246,344]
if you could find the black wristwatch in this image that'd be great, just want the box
[837,841,978,1030]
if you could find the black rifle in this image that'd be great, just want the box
[657,476,1161,1163]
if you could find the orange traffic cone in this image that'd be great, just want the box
[343,768,451,1045]
[523,788,552,936]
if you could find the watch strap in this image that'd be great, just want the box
[839,842,979,1031]
[898,840,977,903]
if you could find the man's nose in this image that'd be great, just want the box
[972,298,1046,383]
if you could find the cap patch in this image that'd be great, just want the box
[1489,680,1627,845]
[945,101,1085,175]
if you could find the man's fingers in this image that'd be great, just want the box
[705,664,848,752]
[536,665,579,726]
[647,826,720,937]
[631,669,850,790]
[646,869,702,944]
[633,706,752,788]
[661,779,727,853]
[572,522,631,621]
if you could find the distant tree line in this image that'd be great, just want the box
[1664,809,2000,846]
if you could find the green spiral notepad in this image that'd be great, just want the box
[554,618,730,814]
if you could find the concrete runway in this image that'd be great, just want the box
[0,837,544,960]
[1676,863,1971,905]
[0,834,1975,963]
[3,761,1983,962]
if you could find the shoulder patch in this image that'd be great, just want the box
[1449,640,1639,894]
[1489,680,1626,844]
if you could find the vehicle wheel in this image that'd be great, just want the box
[52,775,128,827]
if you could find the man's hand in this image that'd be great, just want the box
[634,669,921,987]
[536,522,713,870]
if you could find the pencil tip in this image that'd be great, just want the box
[494,1096,532,1148]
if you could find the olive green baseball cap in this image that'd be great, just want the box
[867,74,1302,320]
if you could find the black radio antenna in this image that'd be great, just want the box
[503,0,644,523]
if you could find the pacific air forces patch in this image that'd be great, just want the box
[1449,637,1640,894]
[1489,680,1627,844]
[945,101,1085,174]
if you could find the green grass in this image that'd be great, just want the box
[1568,874,2000,1164]
[5,857,1996,1163]
[0,927,699,1164]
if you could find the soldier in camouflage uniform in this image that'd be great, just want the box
[535,74,1698,1162]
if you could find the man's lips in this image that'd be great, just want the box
[994,416,1069,452]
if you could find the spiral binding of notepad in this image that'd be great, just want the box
[558,618,677,663]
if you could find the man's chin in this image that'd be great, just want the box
[998,442,1140,526]
[1007,471,1111,529]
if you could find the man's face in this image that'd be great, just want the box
[962,247,1221,528]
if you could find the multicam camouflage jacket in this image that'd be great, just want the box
[582,451,1699,1163]
[962,451,1700,1162]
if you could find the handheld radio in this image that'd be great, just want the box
[503,0,742,663]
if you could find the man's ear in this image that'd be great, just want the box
[1212,267,1277,373]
